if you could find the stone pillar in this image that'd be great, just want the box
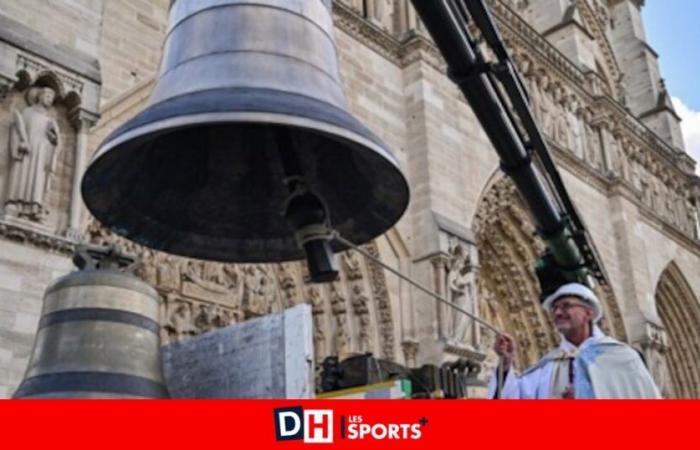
[431,255,449,339]
[67,113,95,240]
[365,0,376,19]
[398,252,417,356]
[401,340,419,368]
[396,0,408,34]
[598,122,617,177]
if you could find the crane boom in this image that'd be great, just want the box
[410,0,607,296]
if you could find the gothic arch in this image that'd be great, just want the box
[473,176,626,369]
[655,262,700,398]
[578,0,621,98]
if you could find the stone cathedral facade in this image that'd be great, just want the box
[0,0,699,398]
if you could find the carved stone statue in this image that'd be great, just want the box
[358,314,373,353]
[193,303,215,334]
[447,243,475,345]
[165,300,197,342]
[341,250,363,281]
[536,73,554,136]
[606,133,622,177]
[566,100,585,159]
[335,314,350,357]
[5,86,62,222]
[184,260,204,283]
[184,260,229,294]
[137,250,157,285]
[258,266,278,313]
[330,283,347,316]
[313,313,327,363]
[350,284,370,315]
[308,286,327,362]
[277,263,297,308]
[366,0,393,31]
[373,0,394,30]
[202,263,226,287]
[582,110,601,168]
[351,284,373,353]
[242,265,277,317]
[157,255,180,291]
[222,264,239,289]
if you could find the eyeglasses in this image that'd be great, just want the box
[550,301,589,314]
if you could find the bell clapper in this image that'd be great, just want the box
[277,132,339,283]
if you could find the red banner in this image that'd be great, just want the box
[0,400,695,449]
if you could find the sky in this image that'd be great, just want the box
[642,1,700,172]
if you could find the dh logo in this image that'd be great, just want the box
[274,407,333,443]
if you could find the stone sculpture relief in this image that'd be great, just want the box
[84,219,396,366]
[308,285,327,364]
[351,284,374,353]
[511,48,697,238]
[5,86,61,222]
[341,250,363,281]
[330,283,351,357]
[331,0,698,241]
[277,263,298,308]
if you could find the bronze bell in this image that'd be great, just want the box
[81,0,409,281]
[14,246,169,399]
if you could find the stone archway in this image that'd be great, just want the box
[655,262,700,398]
[473,176,627,371]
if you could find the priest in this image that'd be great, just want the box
[488,283,661,399]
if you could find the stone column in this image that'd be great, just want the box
[431,255,449,339]
[401,340,419,367]
[67,114,95,240]
[396,0,408,34]
[365,0,376,19]
[398,253,417,354]
[407,2,421,32]
[598,123,617,177]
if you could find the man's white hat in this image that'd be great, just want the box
[542,282,603,322]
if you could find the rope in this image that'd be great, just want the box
[332,232,508,396]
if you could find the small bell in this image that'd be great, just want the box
[14,245,169,398]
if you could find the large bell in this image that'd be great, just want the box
[81,0,409,277]
[14,246,168,399]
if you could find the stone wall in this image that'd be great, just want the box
[0,239,73,397]
[0,0,103,58]
[98,0,169,103]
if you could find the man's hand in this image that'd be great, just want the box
[494,333,515,370]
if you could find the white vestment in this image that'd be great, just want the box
[488,327,661,399]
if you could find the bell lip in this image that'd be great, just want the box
[82,93,411,263]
